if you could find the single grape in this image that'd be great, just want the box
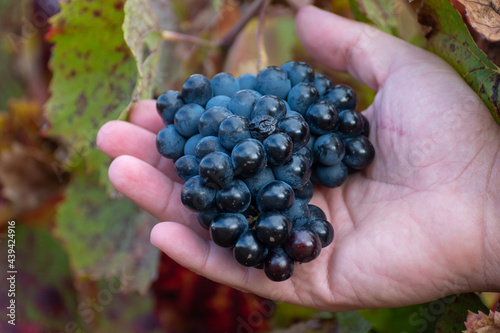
[249,115,279,142]
[184,133,203,156]
[180,176,216,212]
[174,155,199,181]
[304,101,338,135]
[314,162,348,188]
[278,115,311,151]
[199,152,234,189]
[211,72,240,97]
[181,74,213,107]
[194,136,229,160]
[241,166,275,197]
[255,213,292,248]
[174,103,205,137]
[156,125,186,159]
[308,204,327,220]
[313,73,335,96]
[284,228,321,263]
[313,133,345,166]
[216,179,251,213]
[342,135,375,170]
[231,138,267,177]
[251,95,287,121]
[206,95,231,109]
[255,66,291,100]
[197,206,220,230]
[281,61,295,72]
[273,153,311,189]
[360,113,370,137]
[322,84,357,111]
[237,73,257,90]
[286,82,319,115]
[264,248,294,282]
[285,61,314,86]
[293,180,313,202]
[198,106,233,137]
[233,229,268,267]
[336,110,365,137]
[303,218,334,248]
[282,199,310,227]
[255,180,295,213]
[210,213,248,248]
[156,90,184,124]
[218,115,251,150]
[295,146,314,167]
[228,89,262,119]
[263,133,294,165]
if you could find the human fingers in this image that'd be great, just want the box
[128,99,164,133]
[295,6,431,90]
[108,155,205,234]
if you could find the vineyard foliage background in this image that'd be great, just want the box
[0,0,499,332]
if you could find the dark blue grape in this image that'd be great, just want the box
[180,176,216,212]
[281,61,295,72]
[206,95,231,109]
[313,133,345,166]
[174,155,199,181]
[251,95,287,120]
[255,66,291,100]
[308,204,327,220]
[184,133,203,156]
[198,106,233,137]
[211,72,240,97]
[199,152,234,189]
[241,166,275,197]
[233,229,267,267]
[181,74,213,107]
[255,180,295,212]
[273,153,311,189]
[278,115,310,151]
[285,61,314,86]
[282,199,310,227]
[156,90,184,124]
[264,247,294,282]
[295,146,314,167]
[336,110,365,138]
[255,213,292,247]
[294,180,313,202]
[287,83,319,115]
[231,138,267,177]
[322,84,357,111]
[156,125,186,159]
[237,74,257,90]
[174,103,205,137]
[304,218,334,248]
[194,136,229,159]
[342,135,375,170]
[360,113,370,137]
[284,228,321,263]
[228,89,262,119]
[210,213,248,248]
[218,115,251,150]
[263,133,293,166]
[313,74,335,96]
[197,206,219,230]
[305,101,338,135]
[314,162,348,188]
[249,115,279,142]
[216,179,251,213]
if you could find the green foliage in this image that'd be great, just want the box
[336,311,373,333]
[418,0,500,124]
[55,172,160,294]
[435,293,488,332]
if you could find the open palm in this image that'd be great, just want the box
[97,6,500,311]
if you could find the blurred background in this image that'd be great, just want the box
[0,0,499,332]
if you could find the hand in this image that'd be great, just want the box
[97,6,500,311]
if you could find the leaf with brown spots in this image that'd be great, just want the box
[415,0,500,124]
[45,0,139,173]
[456,0,500,42]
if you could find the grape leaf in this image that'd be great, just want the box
[435,293,488,332]
[45,0,138,173]
[415,0,500,124]
[55,172,160,294]
[456,0,500,42]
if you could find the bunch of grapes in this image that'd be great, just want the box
[155,61,374,281]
